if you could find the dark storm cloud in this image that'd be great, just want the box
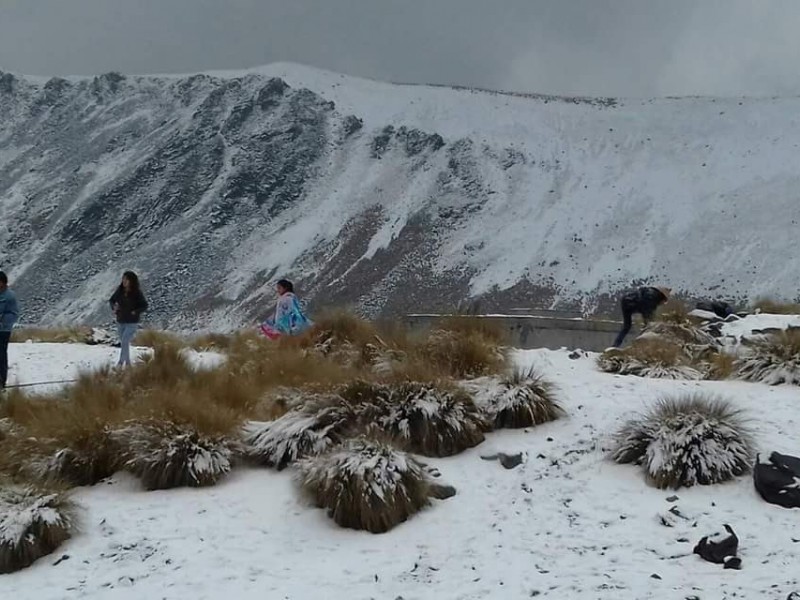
[1,0,799,96]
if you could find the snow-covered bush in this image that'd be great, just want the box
[0,428,119,488]
[643,320,717,347]
[39,430,119,487]
[735,330,800,385]
[597,339,704,380]
[114,421,236,490]
[480,367,564,429]
[0,484,75,574]
[242,396,357,470]
[297,436,431,533]
[378,383,488,457]
[611,395,755,489]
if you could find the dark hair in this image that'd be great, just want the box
[118,270,141,295]
[276,279,294,293]
[0,271,6,285]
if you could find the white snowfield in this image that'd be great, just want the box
[214,63,800,304]
[2,343,799,599]
[719,313,800,341]
[5,62,800,326]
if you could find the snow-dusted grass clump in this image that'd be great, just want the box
[297,436,431,533]
[597,339,704,380]
[29,431,119,487]
[379,382,488,457]
[644,319,717,347]
[242,396,356,470]
[735,330,800,385]
[0,484,75,574]
[114,421,236,490]
[481,367,564,429]
[611,395,755,489]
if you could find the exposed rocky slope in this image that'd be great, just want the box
[1,64,798,329]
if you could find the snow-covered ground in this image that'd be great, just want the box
[2,345,799,599]
[5,343,225,394]
[719,313,800,341]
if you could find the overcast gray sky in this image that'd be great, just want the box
[1,0,799,97]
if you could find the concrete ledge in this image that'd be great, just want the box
[405,314,622,352]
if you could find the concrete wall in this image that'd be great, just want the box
[405,314,623,352]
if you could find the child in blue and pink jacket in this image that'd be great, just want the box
[260,279,312,339]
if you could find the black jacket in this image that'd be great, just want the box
[109,288,148,324]
[620,287,667,320]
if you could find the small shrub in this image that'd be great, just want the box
[124,341,194,390]
[307,310,379,348]
[735,330,800,385]
[0,484,75,574]
[597,339,704,380]
[611,395,755,489]
[379,382,488,457]
[482,367,564,429]
[656,298,692,325]
[297,436,431,533]
[642,320,716,347]
[706,351,737,381]
[421,329,507,379]
[11,430,120,487]
[438,316,508,346]
[242,397,357,470]
[133,329,185,348]
[752,298,800,315]
[189,332,235,351]
[10,327,92,344]
[114,420,236,490]
[0,370,126,486]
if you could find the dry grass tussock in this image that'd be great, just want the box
[0,369,126,486]
[297,436,432,533]
[642,320,716,347]
[437,316,509,346]
[706,351,737,381]
[0,481,76,574]
[10,327,92,344]
[611,394,754,489]
[655,298,692,324]
[188,332,236,351]
[735,329,800,385]
[752,298,800,315]
[1,312,509,495]
[597,338,704,380]
[132,328,185,348]
[242,395,357,470]
[419,328,507,379]
[483,367,564,429]
[112,420,236,490]
[376,381,489,457]
[0,346,249,488]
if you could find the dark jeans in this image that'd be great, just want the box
[612,302,652,348]
[0,331,10,388]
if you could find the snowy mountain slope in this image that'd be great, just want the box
[1,63,799,329]
[3,345,799,599]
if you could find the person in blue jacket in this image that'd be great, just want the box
[0,271,20,389]
[260,279,312,339]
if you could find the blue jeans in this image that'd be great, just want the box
[117,323,139,366]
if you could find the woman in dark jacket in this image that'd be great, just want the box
[612,286,671,347]
[109,271,148,366]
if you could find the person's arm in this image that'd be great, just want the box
[8,294,19,322]
[109,289,120,311]
[137,292,149,313]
